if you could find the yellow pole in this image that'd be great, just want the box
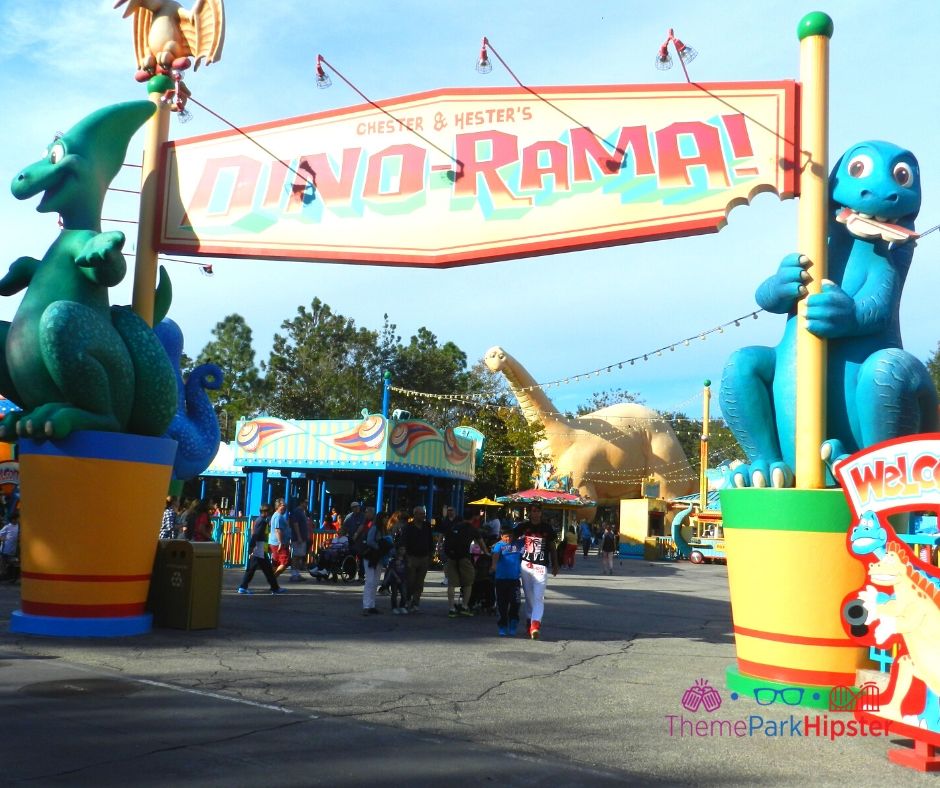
[132,80,172,326]
[700,379,711,510]
[794,13,833,489]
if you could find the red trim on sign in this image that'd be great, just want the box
[158,216,736,269]
[734,625,858,648]
[21,572,151,583]
[156,80,800,267]
[737,658,856,687]
[21,601,147,618]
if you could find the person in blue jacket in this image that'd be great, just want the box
[490,523,524,636]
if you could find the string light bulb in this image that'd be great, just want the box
[655,43,672,70]
[476,37,493,74]
[654,28,697,81]
[315,55,332,89]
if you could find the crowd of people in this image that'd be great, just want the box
[160,496,224,542]
[159,496,621,639]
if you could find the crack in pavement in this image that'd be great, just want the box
[19,718,311,782]
[316,640,638,722]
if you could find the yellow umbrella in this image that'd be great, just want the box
[468,497,503,507]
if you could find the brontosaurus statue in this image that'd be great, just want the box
[719,141,938,487]
[0,101,177,441]
[154,318,223,480]
[484,346,695,516]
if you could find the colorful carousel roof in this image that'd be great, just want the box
[496,488,596,508]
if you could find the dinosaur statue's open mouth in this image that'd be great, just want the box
[836,207,918,244]
[869,572,898,584]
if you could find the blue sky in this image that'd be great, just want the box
[2,0,939,419]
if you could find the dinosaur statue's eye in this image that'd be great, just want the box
[893,162,914,187]
[846,154,873,179]
[48,143,65,165]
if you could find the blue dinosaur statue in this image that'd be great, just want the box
[850,511,889,557]
[154,318,223,480]
[0,101,176,441]
[720,141,938,487]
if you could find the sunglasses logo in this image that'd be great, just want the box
[753,687,803,706]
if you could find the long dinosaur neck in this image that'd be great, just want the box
[500,353,564,430]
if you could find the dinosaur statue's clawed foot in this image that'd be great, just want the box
[16,402,121,441]
[821,439,850,471]
[732,460,794,488]
[0,411,23,442]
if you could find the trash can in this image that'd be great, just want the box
[147,540,223,630]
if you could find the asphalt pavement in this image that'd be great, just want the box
[0,553,936,786]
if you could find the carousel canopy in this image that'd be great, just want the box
[496,488,596,508]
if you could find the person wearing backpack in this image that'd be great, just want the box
[402,506,434,612]
[600,523,617,576]
[438,510,487,618]
[236,504,287,595]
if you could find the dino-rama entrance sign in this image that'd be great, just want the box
[156,81,798,267]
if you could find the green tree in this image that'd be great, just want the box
[454,362,542,500]
[573,387,642,416]
[195,314,267,441]
[388,327,472,425]
[264,298,384,419]
[927,342,940,395]
[662,411,743,480]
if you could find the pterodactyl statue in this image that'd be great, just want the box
[114,0,225,82]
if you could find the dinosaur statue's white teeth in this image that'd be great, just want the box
[835,207,918,243]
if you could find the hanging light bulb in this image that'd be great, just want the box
[476,37,493,74]
[734,320,741,327]
[315,55,332,88]
[752,312,759,319]
[673,35,698,64]
[655,43,673,70]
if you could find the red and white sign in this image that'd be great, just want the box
[157,81,798,267]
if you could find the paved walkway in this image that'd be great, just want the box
[0,554,935,786]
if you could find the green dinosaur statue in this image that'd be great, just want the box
[0,100,176,441]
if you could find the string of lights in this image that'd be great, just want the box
[391,307,763,407]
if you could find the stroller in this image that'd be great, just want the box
[309,539,358,583]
